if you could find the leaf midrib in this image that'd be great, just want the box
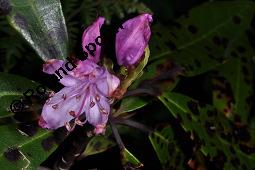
[151,3,251,62]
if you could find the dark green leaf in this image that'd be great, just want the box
[212,34,254,123]
[7,0,68,60]
[158,92,255,169]
[149,125,185,170]
[114,96,149,117]
[149,1,255,76]
[0,73,40,118]
[121,148,143,169]
[83,136,115,156]
[0,124,57,169]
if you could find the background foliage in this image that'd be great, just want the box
[0,0,255,169]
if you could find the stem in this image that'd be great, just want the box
[109,120,125,150]
[114,118,152,134]
[124,88,155,97]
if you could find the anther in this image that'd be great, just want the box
[95,95,100,102]
[75,118,86,126]
[52,104,58,109]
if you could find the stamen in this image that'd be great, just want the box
[52,104,58,109]
[95,95,100,102]
[48,91,55,98]
[69,111,76,117]
[75,118,87,126]
[45,98,51,104]
[65,122,73,131]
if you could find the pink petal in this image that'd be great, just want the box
[115,13,153,66]
[73,60,100,78]
[40,82,89,129]
[59,75,80,87]
[96,69,120,97]
[106,73,120,96]
[42,59,64,74]
[86,86,110,127]
[82,17,105,63]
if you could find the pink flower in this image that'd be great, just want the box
[116,14,153,66]
[39,14,152,133]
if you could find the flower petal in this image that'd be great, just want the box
[73,59,100,78]
[96,69,120,97]
[39,82,88,129]
[59,75,80,87]
[43,59,64,74]
[82,17,105,63]
[115,13,153,66]
[86,86,110,127]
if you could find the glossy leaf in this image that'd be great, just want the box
[0,124,57,169]
[158,92,255,169]
[6,0,68,61]
[114,96,149,117]
[121,148,143,169]
[0,73,41,118]
[83,136,115,156]
[149,125,185,170]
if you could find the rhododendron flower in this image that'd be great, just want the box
[39,14,152,134]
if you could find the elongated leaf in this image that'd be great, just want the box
[148,1,255,76]
[121,148,143,169]
[149,125,185,170]
[212,34,254,123]
[83,136,115,157]
[0,73,41,118]
[6,0,68,60]
[0,124,57,169]
[114,96,149,117]
[158,92,255,169]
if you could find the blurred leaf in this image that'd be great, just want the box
[0,124,57,169]
[83,136,115,157]
[131,56,183,95]
[6,0,68,61]
[0,73,40,118]
[79,0,151,25]
[149,125,185,170]
[158,92,255,169]
[148,1,255,76]
[212,34,254,123]
[121,148,143,169]
[114,96,149,117]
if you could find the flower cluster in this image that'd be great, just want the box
[39,13,153,134]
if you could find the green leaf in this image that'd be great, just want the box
[83,136,115,157]
[149,125,185,170]
[0,124,57,169]
[149,1,255,76]
[158,92,255,169]
[114,96,149,117]
[212,34,254,123]
[0,73,41,118]
[121,148,143,169]
[7,0,68,61]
